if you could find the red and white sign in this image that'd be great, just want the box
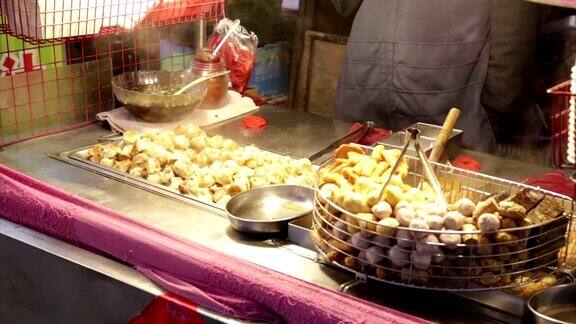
[0,49,44,77]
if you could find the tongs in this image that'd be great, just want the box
[378,127,446,208]
[308,121,375,162]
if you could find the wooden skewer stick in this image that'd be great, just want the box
[428,108,460,163]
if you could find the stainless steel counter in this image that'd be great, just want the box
[0,106,556,323]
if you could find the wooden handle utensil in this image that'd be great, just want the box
[428,108,460,162]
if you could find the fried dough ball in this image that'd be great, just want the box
[376,217,400,237]
[179,179,200,195]
[221,138,238,151]
[147,173,162,184]
[190,135,208,151]
[172,134,190,150]
[135,138,154,153]
[365,245,385,264]
[409,218,430,239]
[129,166,145,178]
[443,211,466,230]
[145,157,162,174]
[249,176,269,188]
[123,130,140,144]
[113,160,131,173]
[131,152,148,167]
[118,144,135,160]
[332,220,350,240]
[372,201,393,220]
[356,213,378,232]
[99,157,115,167]
[389,244,410,267]
[342,190,371,214]
[197,173,216,188]
[396,207,416,227]
[173,160,199,179]
[415,234,440,255]
[396,229,414,248]
[425,215,444,230]
[478,213,500,232]
[455,197,475,217]
[350,232,372,250]
[213,167,234,186]
[439,233,461,249]
[411,251,432,270]
[174,125,202,138]
[159,166,175,185]
[153,132,175,151]
[88,144,104,162]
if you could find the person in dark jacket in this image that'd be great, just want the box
[334,0,544,152]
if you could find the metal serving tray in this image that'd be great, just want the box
[52,140,320,215]
[52,145,227,215]
[380,122,463,161]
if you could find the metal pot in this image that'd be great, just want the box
[527,284,576,324]
[226,185,314,234]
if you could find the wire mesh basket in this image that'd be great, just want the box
[311,146,576,291]
[548,80,576,169]
[0,0,224,147]
[0,0,224,44]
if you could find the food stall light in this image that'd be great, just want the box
[568,60,576,164]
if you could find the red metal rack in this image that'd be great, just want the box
[0,0,224,146]
[548,80,576,169]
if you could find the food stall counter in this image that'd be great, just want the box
[0,106,560,323]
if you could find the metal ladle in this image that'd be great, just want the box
[378,127,446,208]
[173,70,230,96]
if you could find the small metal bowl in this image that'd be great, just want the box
[112,70,207,122]
[527,283,576,324]
[226,185,315,234]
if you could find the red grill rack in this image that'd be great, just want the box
[0,0,224,147]
[548,80,576,169]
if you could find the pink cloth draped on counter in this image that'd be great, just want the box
[0,164,428,324]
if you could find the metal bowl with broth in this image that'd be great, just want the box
[528,284,576,324]
[226,185,315,234]
[112,70,207,122]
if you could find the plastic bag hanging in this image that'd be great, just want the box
[209,18,258,93]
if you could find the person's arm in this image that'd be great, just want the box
[481,0,545,141]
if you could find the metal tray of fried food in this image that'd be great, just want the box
[51,144,227,215]
[51,139,317,215]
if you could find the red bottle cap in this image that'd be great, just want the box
[242,116,267,129]
[452,155,481,172]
